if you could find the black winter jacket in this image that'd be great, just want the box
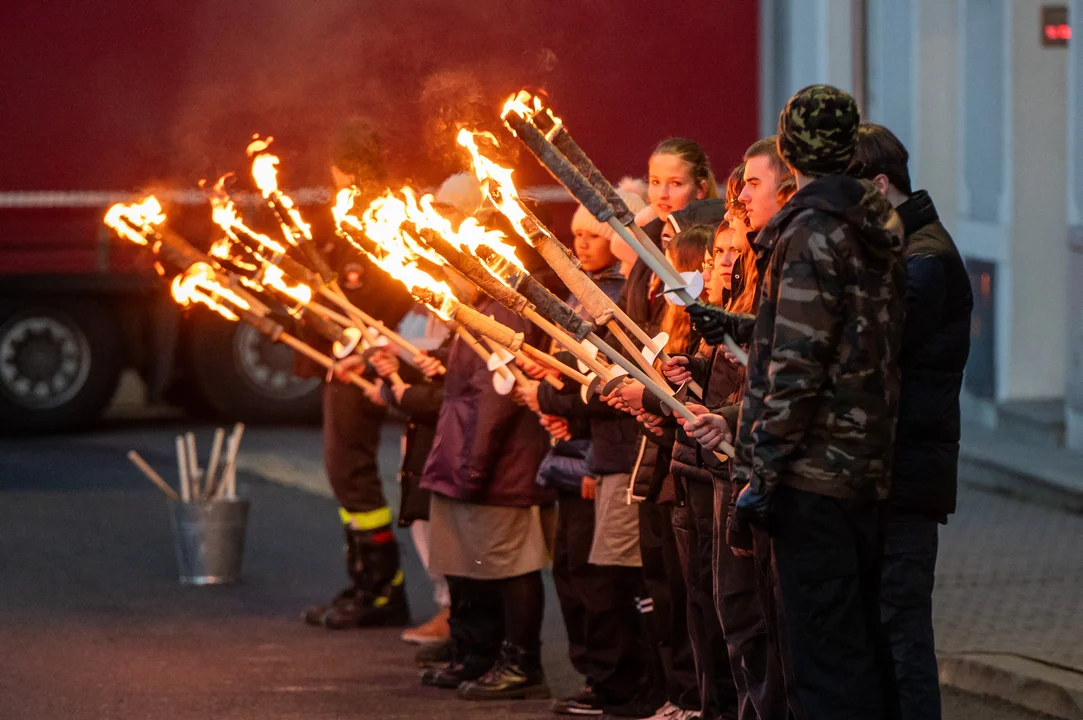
[623,250,676,502]
[670,344,745,487]
[890,191,973,521]
[537,264,639,475]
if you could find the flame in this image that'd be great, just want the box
[209,186,289,257]
[457,129,548,256]
[103,195,165,246]
[247,136,313,244]
[262,263,312,304]
[170,262,250,322]
[500,90,562,137]
[335,189,458,320]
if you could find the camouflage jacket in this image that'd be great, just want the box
[732,175,906,500]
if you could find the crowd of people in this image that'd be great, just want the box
[297,84,974,720]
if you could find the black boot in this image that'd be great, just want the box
[420,652,493,689]
[306,526,410,629]
[457,641,550,701]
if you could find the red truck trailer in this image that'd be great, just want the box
[0,1,758,432]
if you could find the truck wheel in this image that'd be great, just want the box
[0,298,122,433]
[187,314,322,423]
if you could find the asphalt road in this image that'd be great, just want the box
[0,419,1058,720]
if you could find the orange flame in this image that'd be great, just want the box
[209,186,289,257]
[333,189,458,320]
[500,90,562,138]
[247,135,313,244]
[103,195,165,246]
[261,263,312,304]
[171,262,250,322]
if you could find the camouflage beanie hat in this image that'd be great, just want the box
[777,84,861,177]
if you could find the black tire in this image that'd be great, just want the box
[0,297,123,433]
[187,312,321,423]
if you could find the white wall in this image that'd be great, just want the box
[761,0,1070,404]
[1005,0,1067,399]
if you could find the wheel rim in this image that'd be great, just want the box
[232,325,319,401]
[0,311,92,410]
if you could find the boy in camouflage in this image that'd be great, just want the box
[731,85,907,719]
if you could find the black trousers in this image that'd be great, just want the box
[323,382,390,514]
[446,575,504,666]
[712,479,789,720]
[880,515,940,720]
[770,485,888,720]
[554,492,645,702]
[672,480,739,719]
[639,501,700,711]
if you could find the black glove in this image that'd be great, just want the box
[686,302,756,346]
[733,481,774,532]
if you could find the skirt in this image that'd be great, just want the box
[590,472,643,567]
[428,494,555,580]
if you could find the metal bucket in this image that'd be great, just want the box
[167,498,250,585]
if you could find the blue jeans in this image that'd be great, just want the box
[880,515,940,720]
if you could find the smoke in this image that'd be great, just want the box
[162,0,558,191]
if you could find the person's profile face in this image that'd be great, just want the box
[738,155,782,231]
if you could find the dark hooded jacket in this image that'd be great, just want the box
[669,343,746,486]
[890,191,973,521]
[622,252,676,501]
[633,200,729,498]
[420,297,554,507]
[537,263,639,475]
[732,175,906,501]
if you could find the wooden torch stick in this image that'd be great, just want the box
[175,436,190,503]
[277,332,377,392]
[184,432,200,499]
[587,330,735,460]
[202,428,226,500]
[453,325,515,385]
[520,344,593,387]
[515,348,565,389]
[127,451,181,501]
[317,287,426,357]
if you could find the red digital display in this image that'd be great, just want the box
[1041,6,1070,46]
[1044,23,1072,41]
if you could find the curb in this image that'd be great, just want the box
[959,424,1083,514]
[939,652,1083,719]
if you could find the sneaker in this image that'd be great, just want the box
[401,606,450,645]
[552,686,605,716]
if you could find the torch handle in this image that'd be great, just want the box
[515,274,594,340]
[512,348,564,390]
[415,228,530,316]
[504,111,616,223]
[606,321,674,391]
[521,343,592,387]
[587,331,735,460]
[449,302,524,351]
[505,108,695,304]
[277,331,377,393]
[317,287,428,360]
[523,308,612,381]
[454,325,516,385]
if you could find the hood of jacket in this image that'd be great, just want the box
[782,174,904,257]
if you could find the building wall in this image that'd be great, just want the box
[760,0,1070,413]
